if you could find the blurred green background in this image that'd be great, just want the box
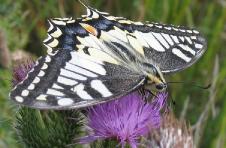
[0,0,225,147]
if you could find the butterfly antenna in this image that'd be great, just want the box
[77,0,89,8]
[167,81,211,90]
[166,87,176,109]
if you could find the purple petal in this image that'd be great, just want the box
[80,91,168,147]
[12,61,34,86]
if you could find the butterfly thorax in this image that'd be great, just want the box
[139,62,167,92]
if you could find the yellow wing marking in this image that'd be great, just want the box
[127,35,144,56]
[76,38,119,65]
[88,47,119,65]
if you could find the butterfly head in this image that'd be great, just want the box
[143,63,167,92]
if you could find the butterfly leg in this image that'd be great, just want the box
[138,87,156,102]
[138,87,146,96]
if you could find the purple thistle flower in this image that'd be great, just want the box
[12,61,34,87]
[80,91,168,148]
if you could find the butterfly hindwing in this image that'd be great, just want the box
[10,49,145,109]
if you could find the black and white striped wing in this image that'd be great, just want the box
[79,4,207,74]
[130,24,207,73]
[10,49,145,110]
[43,3,207,74]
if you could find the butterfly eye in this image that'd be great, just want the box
[155,83,167,91]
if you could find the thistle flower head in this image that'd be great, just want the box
[12,61,34,86]
[146,112,194,148]
[80,91,168,148]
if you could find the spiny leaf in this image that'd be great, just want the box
[15,107,84,148]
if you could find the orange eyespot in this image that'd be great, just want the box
[80,23,98,36]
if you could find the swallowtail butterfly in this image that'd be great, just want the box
[10,2,207,109]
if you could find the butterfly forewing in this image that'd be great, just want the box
[78,5,207,73]
[131,24,207,73]
[43,4,206,74]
